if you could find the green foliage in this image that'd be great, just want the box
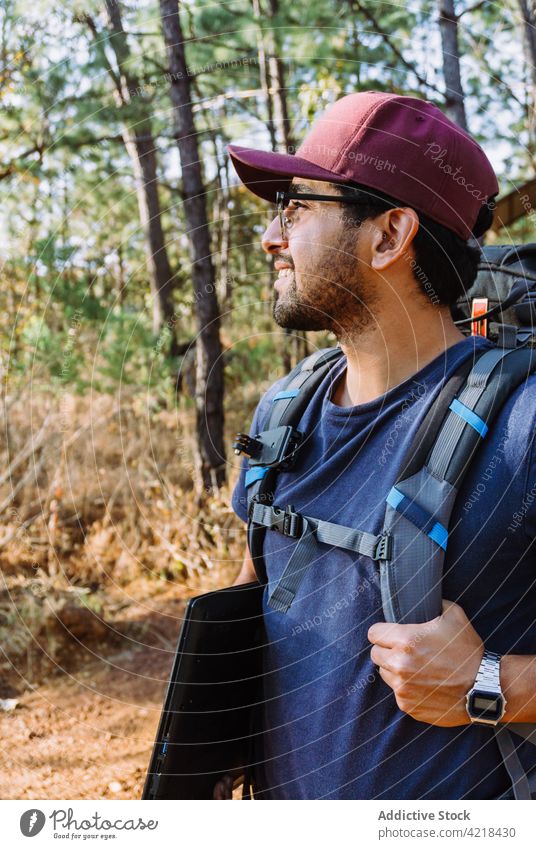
[0,0,534,408]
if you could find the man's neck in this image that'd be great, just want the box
[332,309,466,407]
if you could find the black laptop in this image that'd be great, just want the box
[142,581,265,800]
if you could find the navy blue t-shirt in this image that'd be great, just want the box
[231,336,536,799]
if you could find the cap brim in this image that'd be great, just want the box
[227,144,349,202]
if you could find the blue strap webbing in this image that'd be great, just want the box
[386,486,449,551]
[245,466,268,488]
[272,389,300,401]
[448,398,489,437]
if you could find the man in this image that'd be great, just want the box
[219,91,536,799]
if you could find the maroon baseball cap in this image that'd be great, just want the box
[228,91,498,240]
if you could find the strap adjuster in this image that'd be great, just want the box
[247,493,267,520]
[373,533,392,561]
[270,504,302,538]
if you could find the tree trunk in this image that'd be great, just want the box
[204,109,233,310]
[518,0,536,150]
[437,0,468,130]
[251,0,277,149]
[116,243,126,305]
[262,0,304,365]
[101,0,176,338]
[265,0,295,152]
[519,0,536,80]
[120,126,176,335]
[159,0,226,493]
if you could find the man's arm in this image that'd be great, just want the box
[233,541,258,586]
[501,654,536,723]
[368,599,536,726]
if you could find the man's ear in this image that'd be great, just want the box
[370,208,420,272]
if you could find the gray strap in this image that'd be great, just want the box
[245,358,322,508]
[250,502,389,613]
[508,723,536,745]
[267,516,318,613]
[247,347,342,584]
[495,726,532,800]
[266,348,341,429]
[427,347,516,479]
[250,503,388,560]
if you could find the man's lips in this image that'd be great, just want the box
[274,260,294,271]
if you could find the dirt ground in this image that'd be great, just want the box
[0,565,240,800]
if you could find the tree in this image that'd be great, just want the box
[517,0,536,146]
[159,0,226,492]
[79,1,177,340]
[438,0,468,130]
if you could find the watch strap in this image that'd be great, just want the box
[474,649,502,692]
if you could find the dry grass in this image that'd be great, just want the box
[0,382,248,687]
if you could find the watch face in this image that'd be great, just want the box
[468,689,504,722]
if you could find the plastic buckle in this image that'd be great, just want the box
[270,504,302,538]
[246,426,302,469]
[374,533,392,561]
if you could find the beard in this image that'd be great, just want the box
[272,237,380,337]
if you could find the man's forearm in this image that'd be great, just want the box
[501,654,536,723]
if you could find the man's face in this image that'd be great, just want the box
[261,179,381,335]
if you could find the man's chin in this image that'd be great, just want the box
[272,300,330,332]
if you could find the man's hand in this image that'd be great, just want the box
[368,600,484,727]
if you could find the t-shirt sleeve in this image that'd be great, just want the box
[231,376,288,523]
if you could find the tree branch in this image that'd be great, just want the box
[74,12,123,100]
[350,0,444,97]
[456,0,487,20]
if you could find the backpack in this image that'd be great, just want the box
[452,243,536,347]
[233,244,536,800]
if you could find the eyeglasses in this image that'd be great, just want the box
[275,189,380,240]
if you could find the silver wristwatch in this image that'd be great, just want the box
[466,649,507,726]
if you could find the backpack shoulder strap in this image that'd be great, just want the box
[381,344,536,800]
[381,344,536,626]
[235,346,344,584]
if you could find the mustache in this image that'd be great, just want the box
[275,256,294,269]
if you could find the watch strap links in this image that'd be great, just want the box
[474,649,502,691]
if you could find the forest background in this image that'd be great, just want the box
[0,0,535,799]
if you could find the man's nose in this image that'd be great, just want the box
[261,215,288,255]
